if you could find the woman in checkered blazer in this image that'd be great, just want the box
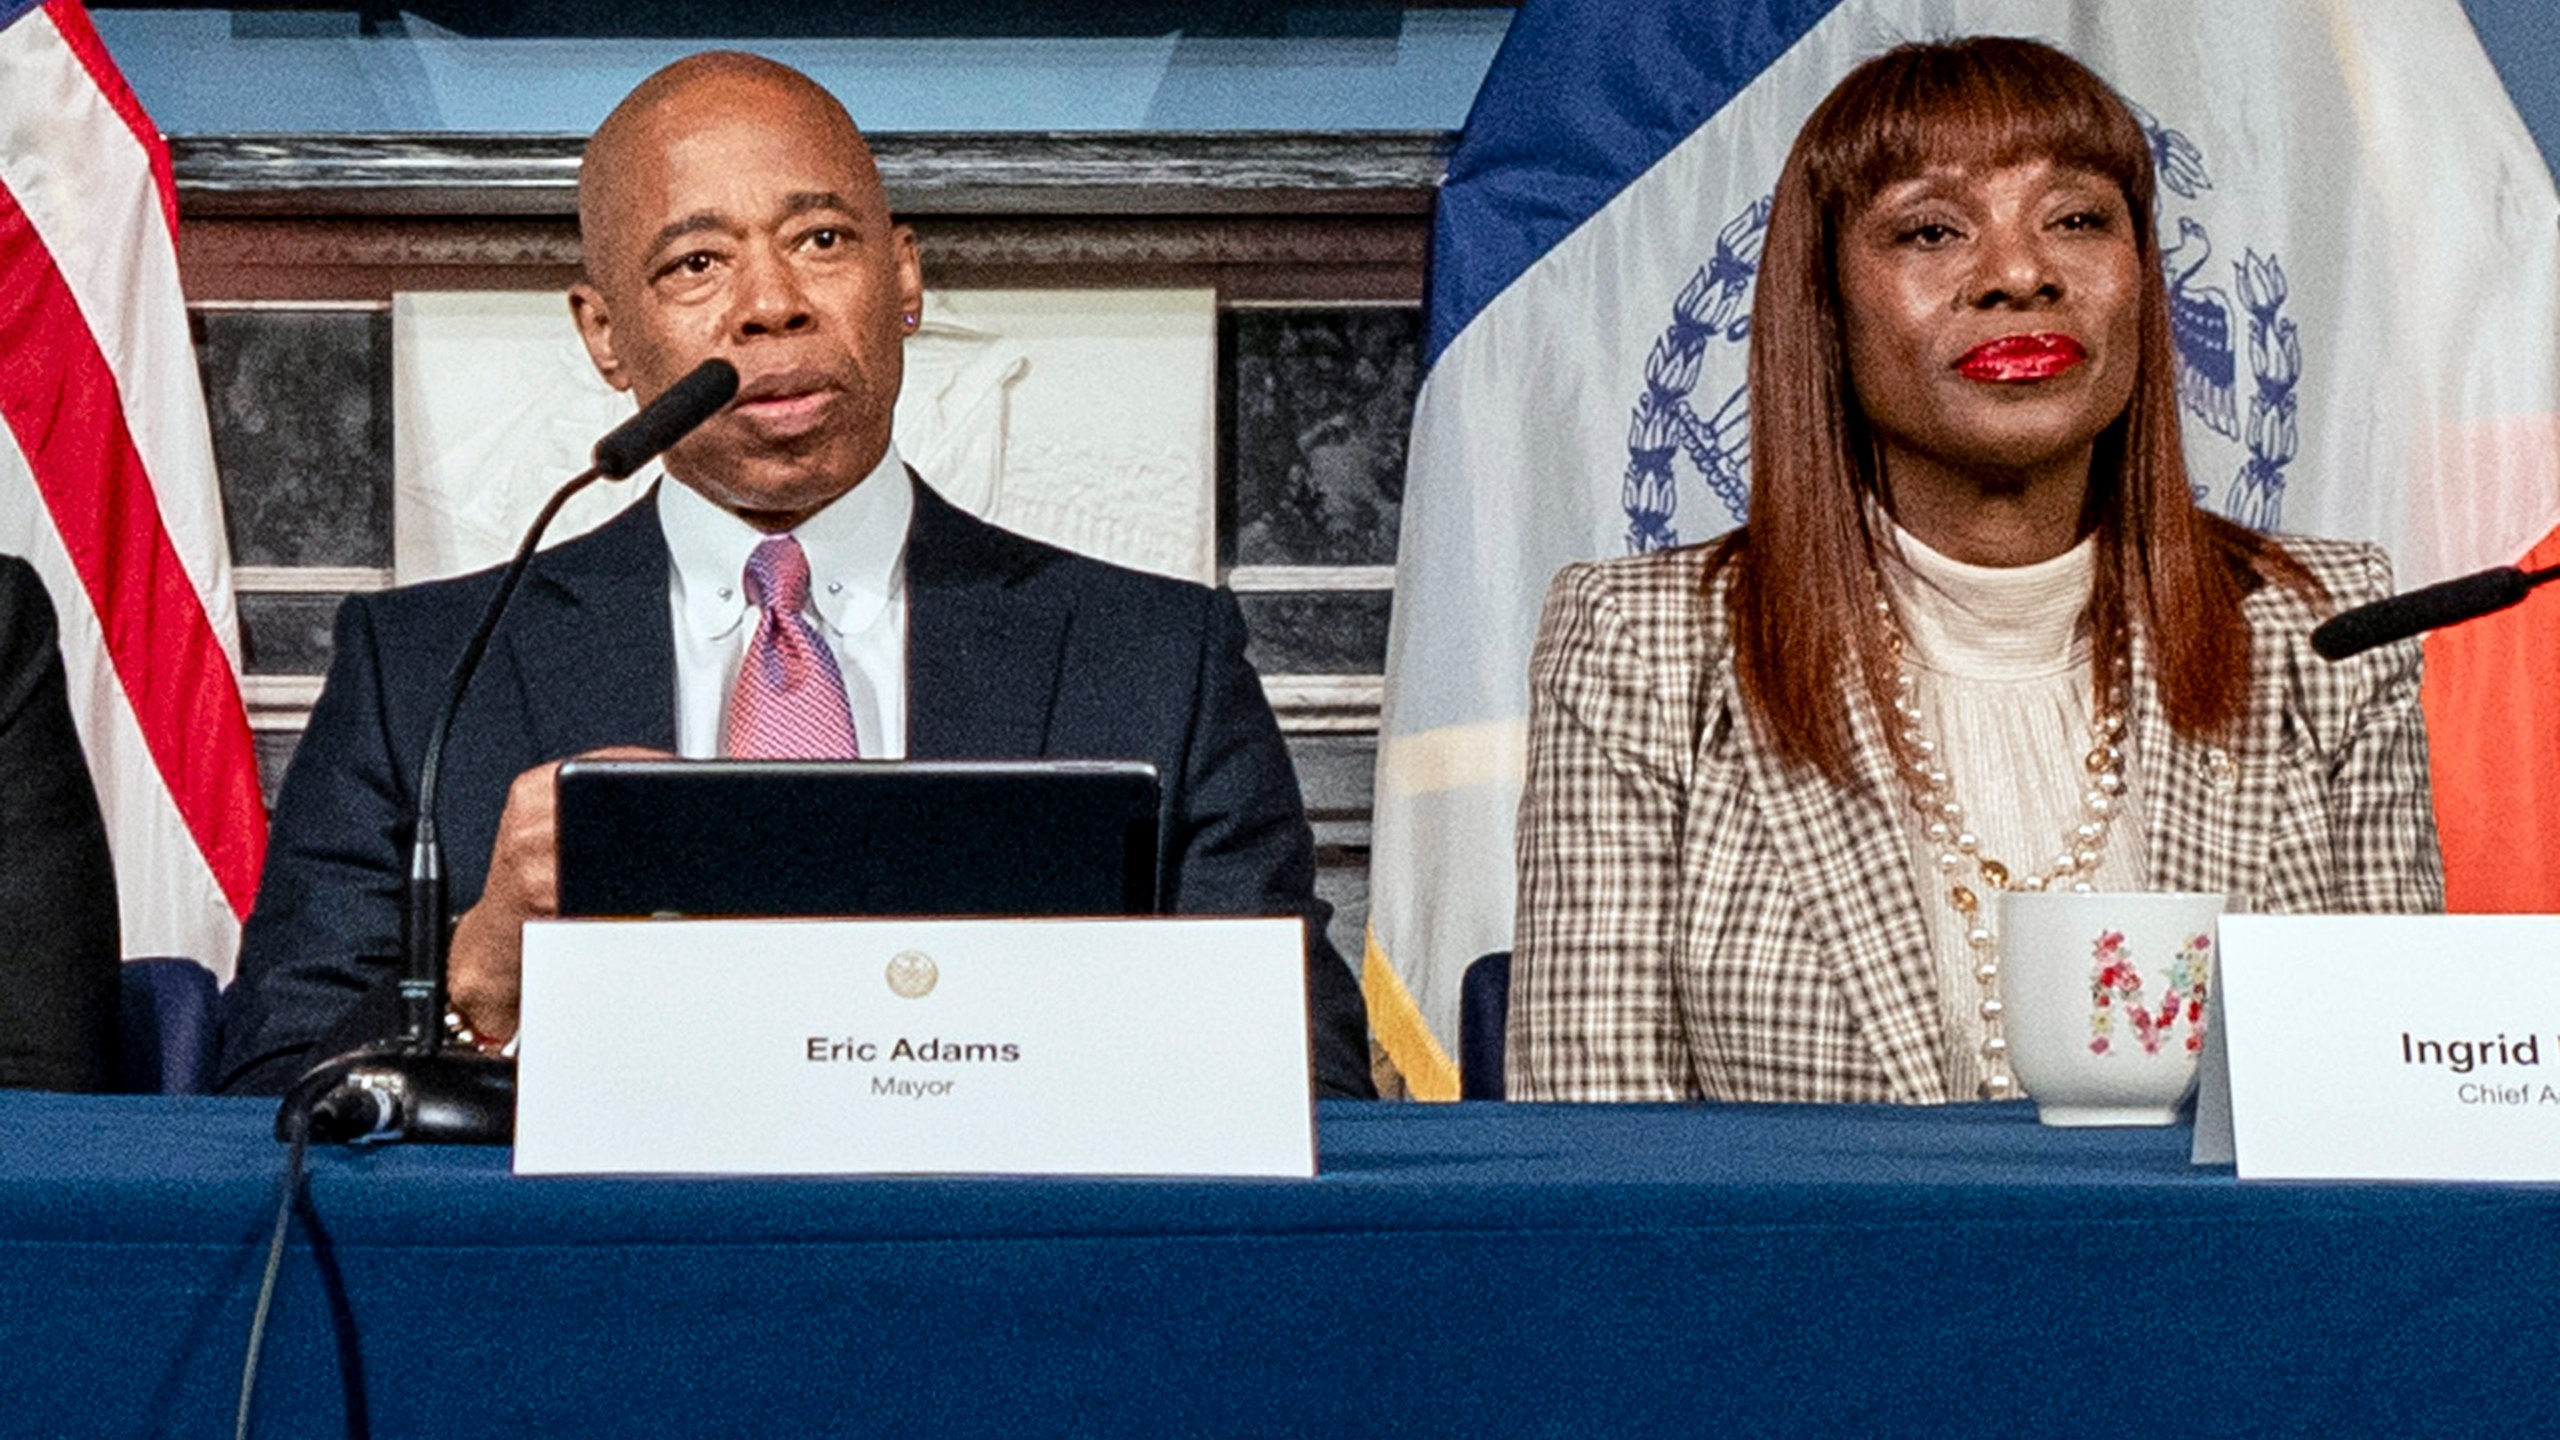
[1509,37,2444,1104]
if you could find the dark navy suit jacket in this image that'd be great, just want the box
[216,481,1374,1098]
[0,556,118,1092]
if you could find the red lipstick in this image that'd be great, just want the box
[1955,333,2086,382]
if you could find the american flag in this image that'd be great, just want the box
[0,0,266,975]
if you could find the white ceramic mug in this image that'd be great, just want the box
[1997,891,2229,1126]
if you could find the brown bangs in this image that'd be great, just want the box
[1801,39,2155,244]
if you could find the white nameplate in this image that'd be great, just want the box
[512,917,1315,1178]
[2220,914,2560,1181]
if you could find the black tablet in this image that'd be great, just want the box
[553,759,1161,919]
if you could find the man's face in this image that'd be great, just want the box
[571,71,922,526]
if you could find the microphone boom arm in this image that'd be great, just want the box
[2309,561,2560,662]
[282,358,740,1145]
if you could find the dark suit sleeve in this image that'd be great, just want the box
[1167,589,1374,1099]
[216,595,411,1094]
[0,558,118,1092]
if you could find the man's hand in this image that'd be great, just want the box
[447,746,669,1045]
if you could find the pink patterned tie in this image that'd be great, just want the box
[724,536,859,759]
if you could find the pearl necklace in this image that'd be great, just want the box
[1876,595,2130,1097]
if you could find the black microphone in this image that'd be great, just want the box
[593,358,744,480]
[281,358,739,1145]
[2310,562,2560,661]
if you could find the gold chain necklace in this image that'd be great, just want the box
[1875,594,2130,1097]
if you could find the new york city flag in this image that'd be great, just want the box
[1368,0,2560,1097]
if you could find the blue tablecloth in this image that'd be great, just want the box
[4,1093,2556,1437]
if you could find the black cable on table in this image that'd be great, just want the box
[237,1100,313,1440]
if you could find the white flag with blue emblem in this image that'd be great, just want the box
[1366,0,2560,1098]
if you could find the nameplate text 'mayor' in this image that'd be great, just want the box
[513,916,1313,1177]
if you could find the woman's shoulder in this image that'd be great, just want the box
[2251,532,2396,613]
[1536,542,1729,674]
[1545,542,1725,617]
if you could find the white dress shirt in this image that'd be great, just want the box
[659,445,912,759]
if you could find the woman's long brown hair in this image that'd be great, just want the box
[1717,36,2312,781]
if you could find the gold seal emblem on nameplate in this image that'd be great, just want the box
[884,950,938,999]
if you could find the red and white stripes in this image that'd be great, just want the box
[0,0,265,975]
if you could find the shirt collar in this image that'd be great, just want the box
[660,442,913,642]
[1881,519,2096,681]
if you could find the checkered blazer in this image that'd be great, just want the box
[1508,535,2445,1103]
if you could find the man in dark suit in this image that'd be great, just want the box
[215,52,1372,1098]
[0,555,118,1091]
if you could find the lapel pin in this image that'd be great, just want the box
[2203,746,2238,794]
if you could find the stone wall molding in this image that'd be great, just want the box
[172,132,1450,218]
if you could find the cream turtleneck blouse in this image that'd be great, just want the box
[1880,524,2146,1099]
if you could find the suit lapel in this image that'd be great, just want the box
[902,478,1069,759]
[2133,610,2281,899]
[495,495,679,758]
[1711,593,1949,1103]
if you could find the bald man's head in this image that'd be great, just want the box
[567,53,923,528]
[578,53,888,293]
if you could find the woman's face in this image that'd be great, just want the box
[1836,155,2143,501]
